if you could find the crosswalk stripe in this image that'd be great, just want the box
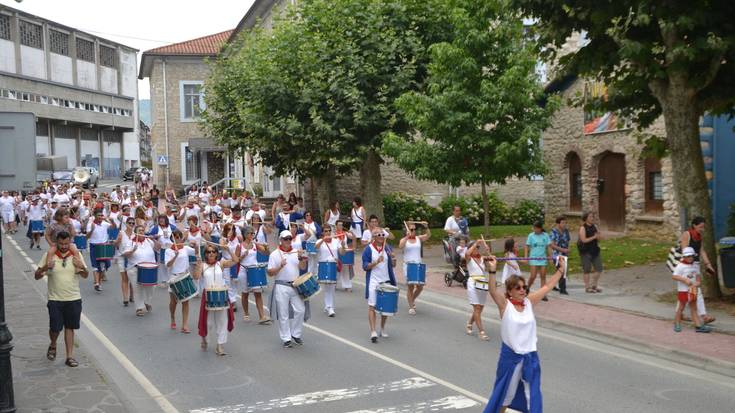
[190,377,435,413]
[344,395,479,413]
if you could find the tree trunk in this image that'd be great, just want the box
[359,148,384,225]
[313,167,337,220]
[481,180,490,238]
[661,93,722,299]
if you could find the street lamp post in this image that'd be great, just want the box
[0,226,16,412]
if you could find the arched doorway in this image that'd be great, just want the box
[597,152,626,231]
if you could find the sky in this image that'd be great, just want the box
[1,0,255,99]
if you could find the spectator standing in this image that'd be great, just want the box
[524,221,552,301]
[578,212,603,293]
[677,216,716,324]
[672,247,712,333]
[549,216,571,295]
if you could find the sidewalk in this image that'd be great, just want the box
[4,240,126,412]
[390,243,735,373]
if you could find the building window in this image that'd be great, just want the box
[568,152,582,211]
[19,20,43,49]
[644,157,663,213]
[181,143,199,183]
[49,29,69,55]
[76,38,95,62]
[180,81,205,120]
[99,45,116,68]
[0,14,10,40]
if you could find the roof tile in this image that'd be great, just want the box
[143,30,234,56]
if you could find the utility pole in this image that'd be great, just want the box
[0,226,16,412]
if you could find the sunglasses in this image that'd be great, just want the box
[205,250,217,254]
[373,233,385,237]
[282,237,293,241]
[512,285,527,291]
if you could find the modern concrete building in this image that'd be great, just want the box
[0,4,140,177]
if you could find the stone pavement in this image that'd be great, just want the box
[3,238,126,413]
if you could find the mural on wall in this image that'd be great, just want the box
[583,81,631,134]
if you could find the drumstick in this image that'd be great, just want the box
[404,221,410,234]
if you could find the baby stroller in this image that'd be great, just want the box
[442,236,468,288]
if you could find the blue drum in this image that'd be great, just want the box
[317,261,337,284]
[210,235,221,245]
[305,240,317,255]
[30,220,45,234]
[246,264,268,289]
[168,272,197,302]
[340,249,355,265]
[230,264,240,279]
[406,262,426,285]
[256,251,269,263]
[73,235,88,250]
[293,273,320,300]
[376,284,399,316]
[136,262,159,286]
[107,226,120,241]
[205,288,229,311]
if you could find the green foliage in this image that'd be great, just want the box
[382,192,438,229]
[251,183,263,198]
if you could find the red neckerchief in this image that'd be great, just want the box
[187,204,195,209]
[336,232,346,241]
[135,234,145,243]
[408,235,416,240]
[689,228,702,241]
[55,249,73,259]
[510,298,525,307]
[371,241,384,254]
[305,218,313,224]
[94,218,102,225]
[189,226,200,234]
[206,258,217,265]
[279,245,292,253]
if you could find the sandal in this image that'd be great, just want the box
[46,345,57,361]
[585,288,596,293]
[145,304,152,312]
[170,322,177,330]
[216,345,227,356]
[181,327,191,334]
[136,309,145,317]
[704,315,716,324]
[479,331,490,341]
[65,357,79,367]
[201,340,207,350]
[258,317,272,325]
[243,314,250,322]
[466,323,473,335]
[593,287,603,293]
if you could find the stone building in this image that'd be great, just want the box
[0,4,140,177]
[542,76,680,240]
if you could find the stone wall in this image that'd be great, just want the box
[206,152,224,186]
[542,79,680,241]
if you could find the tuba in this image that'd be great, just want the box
[73,168,90,184]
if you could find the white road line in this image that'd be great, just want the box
[345,395,479,413]
[7,234,181,413]
[190,377,435,413]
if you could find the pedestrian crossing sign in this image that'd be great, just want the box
[157,155,169,166]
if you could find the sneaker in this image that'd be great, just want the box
[94,284,101,292]
[673,323,682,333]
[541,296,549,302]
[380,330,389,338]
[328,308,336,317]
[695,325,712,333]
[283,340,293,348]
[292,337,303,345]
[370,331,378,343]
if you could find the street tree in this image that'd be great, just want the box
[383,0,558,235]
[510,0,735,298]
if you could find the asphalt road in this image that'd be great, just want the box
[6,228,735,413]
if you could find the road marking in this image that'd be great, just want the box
[6,232,181,413]
[345,395,479,413]
[190,377,435,413]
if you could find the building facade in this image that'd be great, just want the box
[0,5,139,177]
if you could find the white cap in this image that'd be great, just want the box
[682,247,697,257]
[279,230,292,239]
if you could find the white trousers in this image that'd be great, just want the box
[275,284,305,342]
[339,265,353,289]
[322,283,336,310]
[135,284,154,311]
[503,361,531,410]
[207,310,228,344]
[308,256,317,276]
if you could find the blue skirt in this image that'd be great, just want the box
[484,343,542,413]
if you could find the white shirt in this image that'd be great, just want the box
[444,216,460,233]
[239,242,259,267]
[673,262,699,292]
[202,262,226,289]
[0,196,15,212]
[124,238,157,268]
[198,191,211,203]
[317,238,341,262]
[53,193,70,204]
[326,210,339,226]
[245,209,266,223]
[368,244,390,283]
[154,225,174,249]
[501,298,537,354]
[303,222,318,241]
[254,226,267,244]
[86,220,112,244]
[466,255,486,277]
[403,238,422,263]
[267,248,301,282]
[165,246,196,274]
[204,204,222,216]
[351,207,365,224]
[28,204,45,220]
[361,228,389,244]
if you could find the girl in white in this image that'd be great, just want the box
[315,226,344,317]
[165,230,198,333]
[235,226,271,324]
[335,221,356,292]
[196,245,236,356]
[185,216,204,289]
[484,256,566,413]
[500,238,522,283]
[123,225,160,317]
[398,222,431,315]
[302,211,319,274]
[323,201,340,231]
[117,216,137,306]
[350,197,366,241]
[464,238,491,340]
[220,223,241,307]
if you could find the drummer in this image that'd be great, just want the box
[235,226,272,324]
[116,216,137,306]
[27,196,46,249]
[165,230,198,332]
[465,238,491,341]
[267,230,308,348]
[147,215,177,284]
[335,220,356,292]
[220,223,242,307]
[362,227,397,343]
[122,225,161,317]
[302,211,321,274]
[399,222,431,315]
[195,244,236,356]
[315,226,344,317]
[86,209,116,292]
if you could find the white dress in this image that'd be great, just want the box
[466,256,488,305]
[402,238,422,281]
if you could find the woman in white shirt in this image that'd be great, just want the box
[398,223,431,315]
[350,197,366,241]
[315,226,344,317]
[195,245,237,356]
[165,230,198,333]
[484,256,566,413]
[123,225,160,317]
[323,201,340,231]
[235,226,271,324]
[464,238,491,341]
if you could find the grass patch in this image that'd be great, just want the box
[389,225,530,246]
[565,237,671,274]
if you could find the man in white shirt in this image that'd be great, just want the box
[86,210,115,291]
[245,202,266,223]
[443,205,468,237]
[0,191,17,233]
[267,230,308,348]
[360,215,394,246]
[361,226,397,343]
